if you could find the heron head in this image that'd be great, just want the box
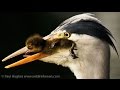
[2,33,75,68]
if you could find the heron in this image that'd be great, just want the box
[2,13,119,79]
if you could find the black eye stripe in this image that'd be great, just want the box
[63,20,118,56]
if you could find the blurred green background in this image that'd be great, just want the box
[0,12,120,79]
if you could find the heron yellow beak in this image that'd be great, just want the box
[2,47,28,62]
[4,52,49,69]
[43,32,68,41]
[2,46,50,69]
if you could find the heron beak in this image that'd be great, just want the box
[43,34,56,40]
[2,46,50,69]
[4,52,49,69]
[2,47,28,62]
[43,33,64,41]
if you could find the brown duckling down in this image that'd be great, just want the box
[25,34,75,55]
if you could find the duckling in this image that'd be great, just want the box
[25,34,78,59]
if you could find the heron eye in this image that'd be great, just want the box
[64,32,70,38]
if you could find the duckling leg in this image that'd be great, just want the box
[70,43,78,59]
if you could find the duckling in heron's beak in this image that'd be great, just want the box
[24,34,46,57]
[2,34,76,69]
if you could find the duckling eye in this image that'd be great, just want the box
[27,44,33,49]
[64,32,70,38]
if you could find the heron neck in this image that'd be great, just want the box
[68,37,110,79]
[69,59,110,79]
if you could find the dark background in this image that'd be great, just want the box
[0,12,120,79]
